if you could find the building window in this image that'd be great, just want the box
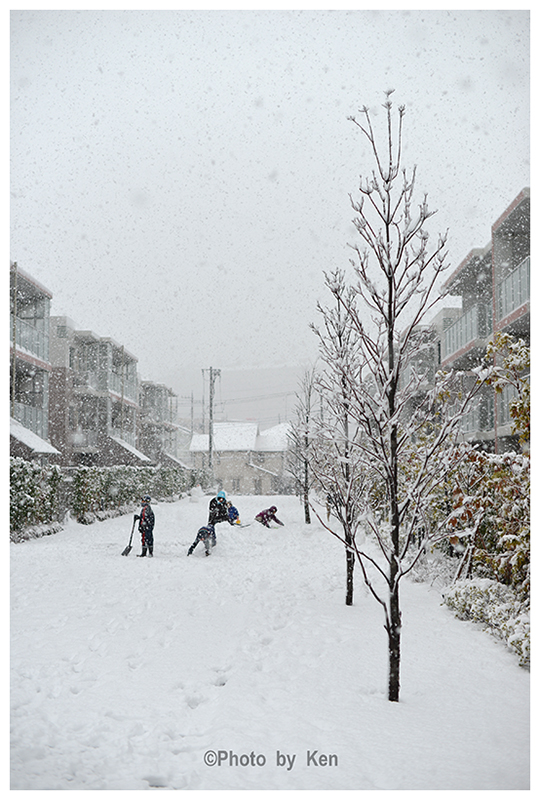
[232,478,241,493]
[253,478,262,495]
[57,325,67,338]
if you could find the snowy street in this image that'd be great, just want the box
[11,494,529,791]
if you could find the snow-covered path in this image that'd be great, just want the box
[11,495,529,790]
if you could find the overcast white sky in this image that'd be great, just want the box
[10,5,530,407]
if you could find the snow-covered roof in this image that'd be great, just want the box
[256,422,291,452]
[190,433,209,452]
[190,422,259,452]
[10,418,61,455]
[109,435,151,463]
[190,421,291,453]
[160,452,190,469]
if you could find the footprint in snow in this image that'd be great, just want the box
[185,693,206,709]
[143,775,168,788]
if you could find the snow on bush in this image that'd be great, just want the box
[71,463,193,523]
[10,457,202,536]
[443,578,530,668]
[10,457,62,535]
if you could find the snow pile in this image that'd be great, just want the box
[10,495,529,790]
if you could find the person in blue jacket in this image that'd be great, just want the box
[227,501,241,525]
[135,496,155,557]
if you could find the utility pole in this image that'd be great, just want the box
[11,263,18,418]
[120,345,125,440]
[203,367,220,472]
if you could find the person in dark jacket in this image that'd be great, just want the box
[255,506,284,528]
[135,496,155,557]
[208,490,229,526]
[187,524,215,557]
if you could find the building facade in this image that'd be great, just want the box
[10,263,61,461]
[190,422,292,495]
[138,381,181,465]
[439,188,530,451]
[48,316,149,466]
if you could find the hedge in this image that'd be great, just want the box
[10,457,209,535]
[10,457,62,533]
[443,578,530,668]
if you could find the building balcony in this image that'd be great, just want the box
[442,303,493,363]
[496,256,529,324]
[111,427,137,448]
[10,315,49,362]
[73,371,99,390]
[109,371,138,402]
[13,402,48,440]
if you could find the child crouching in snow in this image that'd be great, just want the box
[187,524,216,557]
[255,506,284,528]
[227,501,241,525]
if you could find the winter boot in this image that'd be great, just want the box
[148,546,153,557]
[187,547,193,556]
[137,547,147,558]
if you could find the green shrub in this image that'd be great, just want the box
[10,457,62,531]
[11,458,201,532]
[443,578,530,668]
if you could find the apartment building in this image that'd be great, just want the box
[190,421,292,495]
[439,188,530,452]
[139,381,182,465]
[48,316,150,466]
[10,262,60,461]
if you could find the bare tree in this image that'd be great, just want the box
[310,271,367,606]
[287,366,319,524]
[312,92,482,701]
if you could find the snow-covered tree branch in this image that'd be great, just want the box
[312,92,486,701]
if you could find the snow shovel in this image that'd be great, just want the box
[121,517,137,556]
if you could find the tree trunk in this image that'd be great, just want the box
[303,458,311,524]
[303,491,311,524]
[387,579,401,702]
[345,531,354,605]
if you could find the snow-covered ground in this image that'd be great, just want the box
[11,494,529,791]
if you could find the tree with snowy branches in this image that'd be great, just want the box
[287,366,319,524]
[310,272,368,606]
[311,91,484,701]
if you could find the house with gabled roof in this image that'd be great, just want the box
[189,421,292,495]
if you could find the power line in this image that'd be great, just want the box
[176,390,296,407]
[219,391,296,406]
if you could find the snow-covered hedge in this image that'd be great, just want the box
[71,463,191,523]
[443,578,530,668]
[10,457,62,535]
[11,458,206,538]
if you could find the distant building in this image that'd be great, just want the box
[190,421,292,494]
[48,316,150,466]
[10,263,60,462]
[138,381,184,466]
